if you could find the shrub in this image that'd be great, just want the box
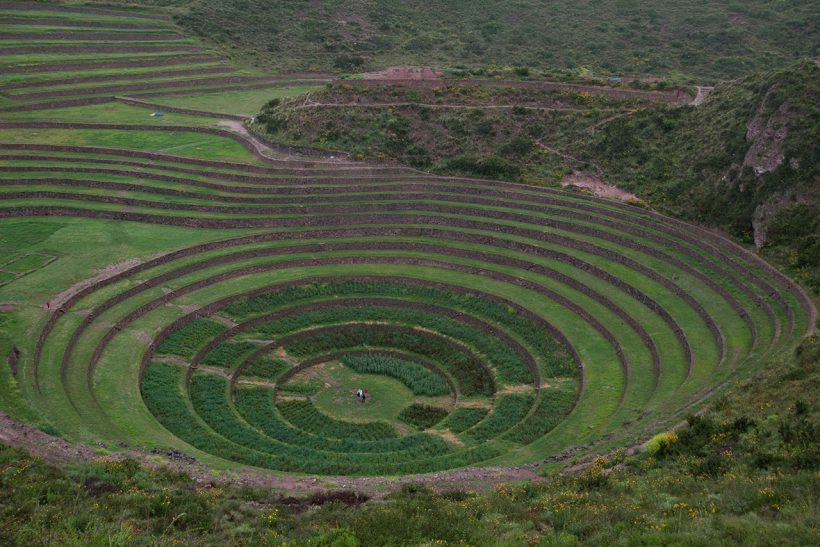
[643,431,679,455]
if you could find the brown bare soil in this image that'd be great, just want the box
[426,428,465,448]
[560,171,641,202]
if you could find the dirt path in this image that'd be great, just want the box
[295,100,593,112]
[691,86,714,106]
[216,120,354,164]
[46,257,143,309]
[0,412,541,496]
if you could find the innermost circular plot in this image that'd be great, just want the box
[288,360,420,424]
[140,277,581,475]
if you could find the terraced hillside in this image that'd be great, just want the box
[0,2,815,477]
[0,1,329,115]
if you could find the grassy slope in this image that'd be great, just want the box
[130,0,820,81]
[258,62,819,293]
[0,334,816,545]
[586,61,819,292]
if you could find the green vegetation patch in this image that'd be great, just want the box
[240,356,289,381]
[276,399,397,441]
[200,340,259,369]
[440,407,490,433]
[156,319,225,358]
[398,403,449,429]
[465,393,535,442]
[340,353,450,396]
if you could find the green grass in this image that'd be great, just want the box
[0,128,258,162]
[307,360,417,424]
[144,85,323,116]
[1,253,54,274]
[0,103,228,126]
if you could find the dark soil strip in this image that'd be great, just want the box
[0,44,202,55]
[0,66,234,91]
[7,76,286,100]
[0,2,170,20]
[0,54,220,73]
[0,17,169,29]
[0,31,183,41]
[6,346,19,376]
[0,168,443,189]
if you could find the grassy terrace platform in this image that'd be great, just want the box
[0,2,814,478]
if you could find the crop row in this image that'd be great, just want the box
[440,408,489,433]
[462,394,536,442]
[234,385,451,454]
[275,399,397,442]
[185,372,464,473]
[339,354,450,396]
[239,356,289,381]
[229,302,534,383]
[279,324,495,397]
[224,278,572,377]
